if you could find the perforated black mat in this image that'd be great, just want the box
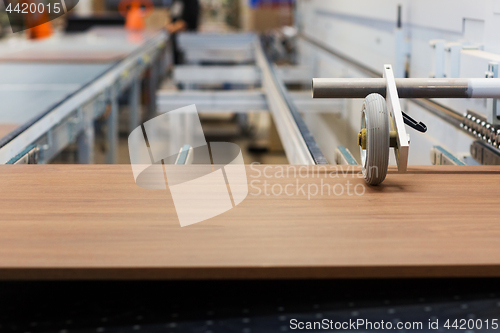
[1,279,500,332]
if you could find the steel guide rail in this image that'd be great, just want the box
[268,63,328,165]
[255,38,327,165]
[0,31,168,164]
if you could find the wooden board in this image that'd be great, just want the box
[0,164,500,280]
[0,124,19,140]
[0,50,128,63]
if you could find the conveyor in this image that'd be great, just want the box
[157,32,331,165]
[0,27,168,164]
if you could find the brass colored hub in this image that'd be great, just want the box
[358,129,398,149]
[358,128,367,149]
[389,131,398,147]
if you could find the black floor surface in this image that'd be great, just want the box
[1,279,500,332]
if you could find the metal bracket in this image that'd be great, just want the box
[430,146,465,165]
[6,145,39,164]
[486,62,500,125]
[175,144,193,165]
[470,140,500,165]
[445,42,463,78]
[384,64,409,172]
[429,39,446,78]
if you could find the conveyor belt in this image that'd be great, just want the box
[254,39,327,165]
[0,63,112,148]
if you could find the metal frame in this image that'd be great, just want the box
[174,66,260,85]
[431,146,466,166]
[173,65,313,86]
[384,65,409,172]
[157,90,342,114]
[177,32,256,64]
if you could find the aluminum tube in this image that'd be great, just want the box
[313,78,386,98]
[313,78,500,99]
[469,79,500,98]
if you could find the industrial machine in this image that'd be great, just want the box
[313,65,500,184]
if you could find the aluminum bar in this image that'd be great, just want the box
[313,78,500,99]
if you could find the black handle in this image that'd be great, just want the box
[402,111,427,133]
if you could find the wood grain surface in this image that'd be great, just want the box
[0,164,500,280]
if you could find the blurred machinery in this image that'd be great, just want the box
[294,0,500,167]
[157,32,332,165]
[161,0,500,170]
[2,0,500,170]
[118,0,153,30]
[261,25,298,64]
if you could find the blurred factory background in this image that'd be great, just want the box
[2,0,500,168]
[0,0,299,167]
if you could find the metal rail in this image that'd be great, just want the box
[300,33,381,78]
[156,90,342,114]
[255,39,328,165]
[173,65,313,85]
